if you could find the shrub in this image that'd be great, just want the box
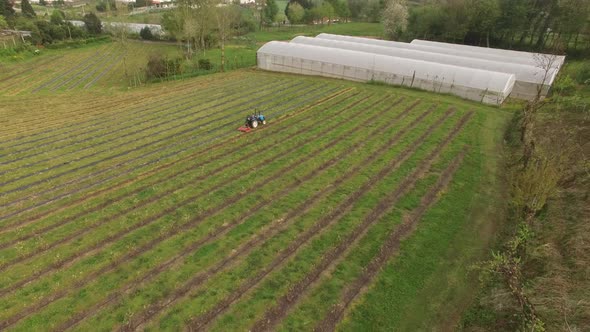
[139,26,154,40]
[574,63,590,85]
[198,58,212,70]
[146,54,183,80]
[552,75,577,96]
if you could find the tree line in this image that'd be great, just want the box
[388,0,590,54]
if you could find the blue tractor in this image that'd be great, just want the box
[245,110,266,129]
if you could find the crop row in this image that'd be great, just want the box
[0,80,346,227]
[0,71,250,143]
[0,79,342,224]
[0,90,409,329]
[90,102,470,331]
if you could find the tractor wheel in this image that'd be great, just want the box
[262,120,267,125]
[251,120,259,128]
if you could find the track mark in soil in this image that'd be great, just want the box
[182,104,453,332]
[247,111,474,332]
[56,97,411,332]
[314,146,469,332]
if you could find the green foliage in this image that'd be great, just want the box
[0,14,7,29]
[50,10,65,25]
[146,53,183,79]
[96,0,116,12]
[553,75,577,96]
[21,0,36,18]
[83,12,102,35]
[575,63,590,85]
[286,1,304,23]
[197,58,212,70]
[139,26,154,40]
[0,0,14,18]
[263,0,279,24]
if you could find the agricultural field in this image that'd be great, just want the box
[0,66,509,330]
[0,40,179,95]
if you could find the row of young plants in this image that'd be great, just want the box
[0,76,284,177]
[0,77,333,218]
[0,71,250,142]
[163,106,469,332]
[1,87,398,328]
[0,44,114,95]
[3,82,352,288]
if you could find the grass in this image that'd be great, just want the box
[0,61,510,331]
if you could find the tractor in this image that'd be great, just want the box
[245,110,266,128]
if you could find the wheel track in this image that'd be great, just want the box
[0,79,285,175]
[0,77,279,163]
[0,86,348,226]
[0,92,362,250]
[0,93,390,330]
[0,84,340,228]
[315,147,469,332]
[112,98,424,332]
[0,72,248,146]
[246,111,474,332]
[185,106,458,332]
[31,45,115,93]
[54,95,410,332]
[0,93,375,274]
[0,89,356,241]
[0,80,319,204]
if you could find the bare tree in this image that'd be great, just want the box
[213,3,239,72]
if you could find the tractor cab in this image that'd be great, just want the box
[238,110,267,132]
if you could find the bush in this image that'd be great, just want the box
[198,58,212,70]
[552,75,577,96]
[146,54,183,80]
[574,63,590,85]
[139,26,154,40]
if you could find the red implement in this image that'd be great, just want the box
[237,126,251,132]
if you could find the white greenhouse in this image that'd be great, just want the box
[411,39,566,70]
[316,33,563,81]
[291,36,556,100]
[257,41,516,105]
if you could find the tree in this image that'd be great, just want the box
[465,0,500,47]
[83,12,102,34]
[50,9,65,25]
[383,0,408,40]
[263,0,278,24]
[286,1,304,23]
[214,3,239,72]
[140,26,154,40]
[0,15,7,29]
[21,0,36,18]
[0,0,15,18]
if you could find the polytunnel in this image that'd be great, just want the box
[292,36,556,100]
[316,34,563,80]
[257,41,516,105]
[411,39,566,70]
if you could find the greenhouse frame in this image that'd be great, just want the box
[257,41,516,105]
[291,36,557,100]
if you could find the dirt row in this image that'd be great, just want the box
[0,79,307,195]
[184,104,448,331]
[247,110,473,332]
[0,82,338,223]
[0,91,385,329]
[315,146,469,332]
[0,92,374,278]
[57,97,414,332]
[0,92,362,252]
[0,76,259,166]
[0,86,352,238]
